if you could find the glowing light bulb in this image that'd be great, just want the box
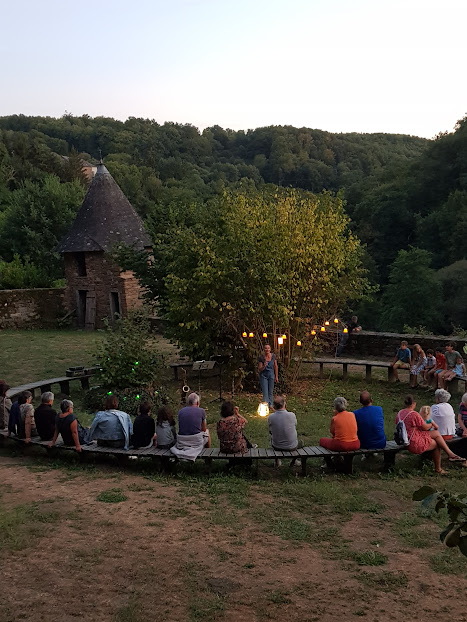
[257,402,269,417]
[321,326,326,332]
[282,334,287,339]
[263,332,267,338]
[297,340,302,346]
[334,318,339,324]
[311,330,316,336]
[343,328,348,333]
[325,321,330,326]
[242,332,247,337]
[107,391,113,395]
[278,337,284,345]
[248,332,254,338]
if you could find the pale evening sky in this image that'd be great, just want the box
[1,0,466,138]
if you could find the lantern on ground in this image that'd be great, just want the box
[257,402,269,417]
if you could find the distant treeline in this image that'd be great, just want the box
[0,113,466,334]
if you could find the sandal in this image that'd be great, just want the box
[435,469,448,475]
[448,456,466,462]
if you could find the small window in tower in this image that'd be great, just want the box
[74,253,87,277]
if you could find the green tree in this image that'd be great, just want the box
[0,175,84,282]
[380,248,442,332]
[126,187,370,364]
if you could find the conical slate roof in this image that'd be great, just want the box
[57,164,152,253]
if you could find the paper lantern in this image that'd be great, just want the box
[242,332,247,337]
[321,326,326,332]
[263,332,267,338]
[282,334,287,339]
[297,340,302,346]
[248,332,254,338]
[343,328,348,334]
[311,330,316,336]
[257,402,269,417]
[334,318,339,324]
[278,337,284,345]
[325,320,330,326]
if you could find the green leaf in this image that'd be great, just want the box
[413,486,436,501]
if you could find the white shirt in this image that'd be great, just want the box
[431,402,456,436]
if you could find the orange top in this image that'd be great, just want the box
[330,410,359,443]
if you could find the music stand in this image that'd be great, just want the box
[210,355,232,403]
[192,360,216,395]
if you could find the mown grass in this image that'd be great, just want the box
[0,500,61,554]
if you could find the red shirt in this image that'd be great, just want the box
[435,353,447,370]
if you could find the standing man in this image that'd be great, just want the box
[353,391,386,449]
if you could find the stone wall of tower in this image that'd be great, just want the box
[63,251,145,328]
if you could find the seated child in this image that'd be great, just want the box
[419,405,435,430]
[155,406,177,449]
[425,348,446,390]
[421,349,436,386]
[391,340,411,382]
[439,355,466,389]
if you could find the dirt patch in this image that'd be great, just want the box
[1,459,467,622]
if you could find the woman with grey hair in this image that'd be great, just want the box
[431,389,456,440]
[19,402,36,444]
[319,396,360,451]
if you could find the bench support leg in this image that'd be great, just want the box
[59,380,70,395]
[365,365,371,382]
[300,457,308,477]
[343,455,354,475]
[383,451,396,472]
[343,364,348,381]
[173,368,179,381]
[387,367,396,382]
[319,363,324,379]
[80,377,90,391]
[204,457,213,475]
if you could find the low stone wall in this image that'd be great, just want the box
[345,330,467,358]
[0,288,65,329]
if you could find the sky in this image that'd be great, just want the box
[1,0,466,138]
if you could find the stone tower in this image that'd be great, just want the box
[57,163,152,329]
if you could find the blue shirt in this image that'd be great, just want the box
[353,405,386,449]
[396,348,411,363]
[177,406,206,436]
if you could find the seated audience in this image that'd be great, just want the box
[0,382,12,430]
[438,342,462,389]
[425,348,446,389]
[410,344,427,389]
[458,393,467,438]
[320,397,360,452]
[171,393,210,461]
[353,391,386,449]
[395,395,466,474]
[131,401,156,449]
[8,391,32,436]
[217,401,252,454]
[50,400,82,452]
[19,402,37,443]
[391,341,411,382]
[268,395,302,467]
[34,391,57,441]
[155,406,177,448]
[431,389,456,440]
[89,396,132,450]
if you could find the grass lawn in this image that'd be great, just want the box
[1,329,467,621]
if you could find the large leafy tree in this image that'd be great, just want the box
[128,187,370,363]
[380,248,442,332]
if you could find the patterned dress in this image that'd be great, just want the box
[217,415,247,454]
[396,409,432,454]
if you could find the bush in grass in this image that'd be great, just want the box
[84,311,169,413]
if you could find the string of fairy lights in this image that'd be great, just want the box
[241,318,348,346]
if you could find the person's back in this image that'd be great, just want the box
[56,412,76,445]
[89,396,132,449]
[353,404,386,449]
[268,402,298,450]
[35,393,57,441]
[332,410,358,443]
[178,405,206,436]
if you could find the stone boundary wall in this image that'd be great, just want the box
[0,288,65,329]
[345,330,467,358]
